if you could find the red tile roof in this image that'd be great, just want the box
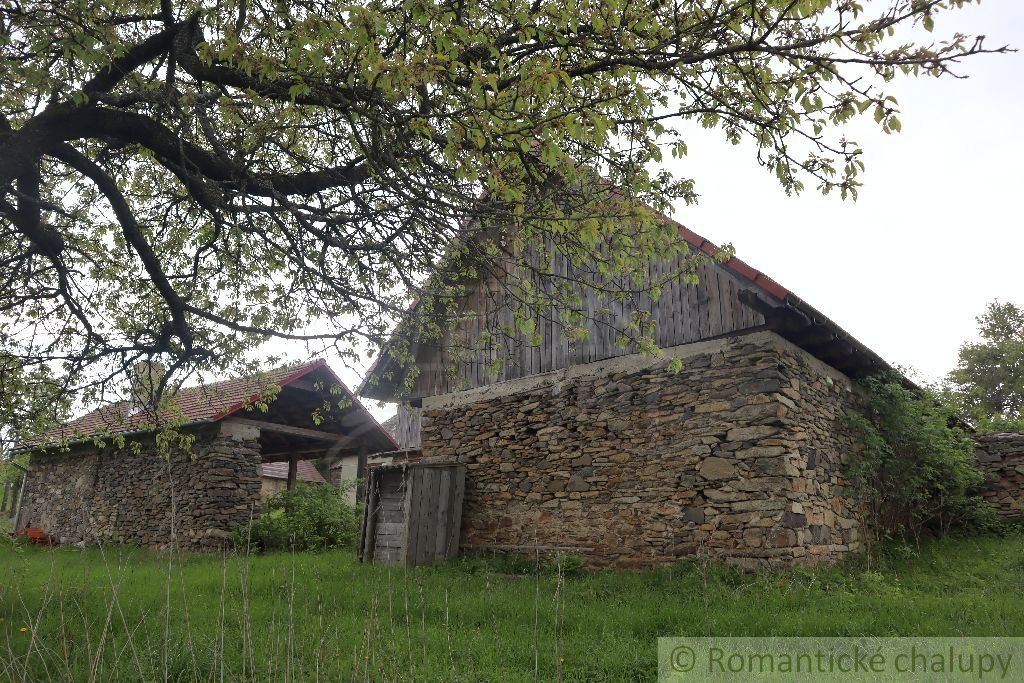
[22,359,332,449]
[673,223,790,302]
[259,460,327,484]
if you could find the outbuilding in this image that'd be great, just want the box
[14,359,396,549]
[359,221,895,569]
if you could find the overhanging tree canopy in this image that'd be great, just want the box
[0,0,1008,404]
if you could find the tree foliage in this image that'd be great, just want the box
[0,0,1008,400]
[947,301,1024,433]
[0,356,71,463]
[845,375,996,543]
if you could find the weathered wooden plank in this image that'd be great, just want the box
[408,466,424,565]
[375,521,405,537]
[400,468,417,567]
[672,254,689,346]
[359,470,380,563]
[583,264,597,364]
[434,467,453,561]
[706,266,724,337]
[727,273,746,332]
[696,263,711,339]
[410,467,426,565]
[685,270,701,344]
[375,480,408,558]
[449,466,466,561]
[653,256,672,348]
[719,271,735,334]
[422,467,443,564]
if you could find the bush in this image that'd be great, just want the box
[845,376,995,543]
[239,484,361,552]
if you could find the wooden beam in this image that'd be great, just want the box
[225,417,352,443]
[262,450,360,464]
[809,343,855,363]
[788,325,837,347]
[287,452,298,491]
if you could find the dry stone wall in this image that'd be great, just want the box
[974,433,1024,518]
[18,421,262,549]
[420,331,864,570]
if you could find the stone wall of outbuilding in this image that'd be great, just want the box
[420,330,864,570]
[974,432,1024,519]
[17,421,262,549]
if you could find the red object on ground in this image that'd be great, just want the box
[16,527,56,546]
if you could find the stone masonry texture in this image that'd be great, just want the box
[974,432,1024,519]
[18,421,262,550]
[420,331,864,570]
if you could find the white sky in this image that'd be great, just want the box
[665,1,1023,387]
[319,1,1024,420]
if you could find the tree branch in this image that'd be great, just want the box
[47,143,197,352]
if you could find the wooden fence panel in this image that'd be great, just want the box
[360,463,466,568]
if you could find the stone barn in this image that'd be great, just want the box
[13,359,396,549]
[358,220,912,570]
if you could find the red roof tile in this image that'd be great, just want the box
[671,220,790,302]
[259,460,327,483]
[23,359,329,449]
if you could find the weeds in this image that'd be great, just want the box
[1,535,1023,680]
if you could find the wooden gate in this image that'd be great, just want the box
[358,462,466,567]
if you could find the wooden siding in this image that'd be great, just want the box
[358,463,466,567]
[393,404,422,449]
[409,252,766,399]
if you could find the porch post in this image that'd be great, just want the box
[287,452,298,491]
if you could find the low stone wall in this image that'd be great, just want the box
[974,433,1024,518]
[17,421,262,549]
[420,331,863,570]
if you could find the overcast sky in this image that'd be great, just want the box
[330,1,1024,419]
[665,1,1024,387]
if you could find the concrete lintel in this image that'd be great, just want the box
[422,330,854,411]
[219,420,260,442]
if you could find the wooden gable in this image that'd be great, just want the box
[405,250,767,400]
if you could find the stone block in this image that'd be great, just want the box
[780,511,806,529]
[726,426,778,441]
[698,457,737,480]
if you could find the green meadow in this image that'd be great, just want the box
[2,536,1023,681]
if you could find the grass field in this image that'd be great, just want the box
[2,535,1024,681]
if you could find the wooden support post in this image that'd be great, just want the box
[355,445,368,503]
[287,453,298,491]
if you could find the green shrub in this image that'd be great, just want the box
[239,484,361,552]
[845,376,996,543]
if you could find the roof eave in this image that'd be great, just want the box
[11,418,215,455]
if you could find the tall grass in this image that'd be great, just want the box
[2,535,1023,681]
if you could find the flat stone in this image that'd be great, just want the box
[726,426,778,441]
[698,457,737,480]
[781,511,806,529]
